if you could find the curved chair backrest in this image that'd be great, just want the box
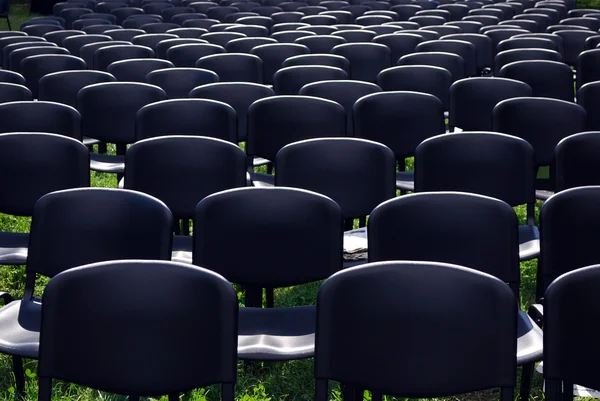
[0,36,47,66]
[195,53,263,83]
[497,36,559,52]
[131,32,178,51]
[166,43,225,67]
[494,48,562,74]
[94,44,155,71]
[314,260,517,400]
[20,54,86,98]
[513,32,564,55]
[554,132,600,191]
[39,70,116,108]
[8,46,70,73]
[398,51,466,81]
[166,27,208,38]
[43,29,85,45]
[223,37,276,53]
[281,53,350,74]
[0,101,82,140]
[154,37,207,58]
[2,41,58,70]
[416,38,478,76]
[294,34,346,53]
[80,41,133,68]
[0,83,32,103]
[0,133,89,217]
[330,42,391,82]
[577,81,600,131]
[554,29,597,65]
[62,34,112,56]
[576,48,600,89]
[273,65,348,94]
[499,60,574,101]
[373,33,424,64]
[146,67,219,98]
[249,43,310,85]
[441,33,493,71]
[107,58,174,82]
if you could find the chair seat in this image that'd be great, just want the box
[89,153,125,174]
[238,305,315,360]
[517,309,543,365]
[519,224,539,261]
[0,232,28,265]
[395,171,414,192]
[249,171,275,187]
[83,136,101,147]
[536,190,553,201]
[0,299,41,359]
[172,234,192,264]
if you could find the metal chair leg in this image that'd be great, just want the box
[12,356,24,396]
[520,363,533,401]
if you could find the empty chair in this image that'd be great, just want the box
[499,18,539,32]
[271,30,315,42]
[193,187,342,360]
[39,70,116,109]
[470,7,504,19]
[83,24,123,34]
[272,12,304,24]
[140,22,181,33]
[332,29,376,42]
[20,54,86,98]
[577,48,600,89]
[417,39,477,76]
[8,46,70,73]
[398,51,465,81]
[273,65,348,94]
[493,97,586,195]
[135,98,237,143]
[111,7,145,25]
[183,18,220,29]
[131,33,179,52]
[294,34,346,52]
[79,41,132,68]
[38,259,238,400]
[415,9,451,20]
[93,44,155,71]
[62,34,112,56]
[373,33,423,63]
[314,260,517,401]
[43,29,85,45]
[167,27,209,38]
[577,81,600,130]
[78,82,167,175]
[59,8,94,29]
[96,2,129,13]
[142,1,174,14]
[441,33,493,73]
[547,25,591,33]
[0,36,47,67]
[301,15,338,25]
[123,16,162,29]
[514,13,550,31]
[147,68,217,98]
[225,24,269,37]
[252,6,283,17]
[162,5,196,22]
[189,2,223,14]
[497,36,559,52]
[397,29,441,41]
[422,25,462,37]
[0,83,32,103]
[205,6,241,21]
[355,14,392,25]
[377,65,452,110]
[449,77,532,131]
[236,16,274,29]
[209,23,244,32]
[281,54,350,74]
[525,8,559,25]
[298,6,328,16]
[585,34,600,49]
[0,71,25,86]
[107,58,174,82]
[200,31,246,46]
[446,20,484,33]
[362,25,402,35]
[553,132,600,191]
[499,60,573,101]
[271,22,308,32]
[439,3,470,20]
[155,37,207,58]
[494,47,562,74]
[167,43,225,66]
[484,28,529,55]
[224,37,276,52]
[298,25,339,35]
[554,29,596,66]
[2,41,59,70]
[331,43,390,82]
[463,14,501,26]
[250,43,310,85]
[0,101,81,139]
[390,4,423,21]
[195,53,262,82]
[560,16,600,30]
[71,18,112,30]
[409,15,446,26]
[514,32,564,55]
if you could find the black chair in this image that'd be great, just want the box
[147,68,219,98]
[195,53,262,83]
[298,25,339,35]
[193,186,342,360]
[271,12,304,24]
[332,28,377,42]
[372,33,423,63]
[281,54,350,74]
[484,28,529,55]
[294,34,346,52]
[224,36,276,52]
[83,24,125,34]
[162,5,195,21]
[43,29,85,45]
[135,98,237,143]
[494,47,562,74]
[140,22,182,33]
[0,186,173,394]
[560,16,600,30]
[225,24,269,37]
[498,36,560,52]
[314,260,517,401]
[354,91,445,192]
[0,36,47,68]
[71,18,112,30]
[250,43,310,86]
[38,70,116,108]
[206,6,241,21]
[2,41,58,70]
[166,43,225,67]
[80,41,133,69]
[125,136,246,262]
[273,65,348,95]
[0,70,26,85]
[543,264,600,401]
[200,31,246,46]
[123,16,162,28]
[131,32,179,52]
[271,30,315,42]
[275,137,395,231]
[208,23,244,32]
[377,65,452,110]
[111,7,145,24]
[439,3,470,20]
[441,33,493,73]
[553,131,600,192]
[8,46,70,74]
[330,43,390,83]
[449,77,532,131]
[417,38,477,76]
[493,97,586,198]
[154,37,207,58]
[447,20,484,33]
[183,18,221,29]
[78,82,167,177]
[0,101,82,140]
[500,19,539,32]
[398,51,465,81]
[577,81,600,131]
[94,44,155,71]
[38,260,238,401]
[143,1,174,14]
[247,96,346,185]
[513,32,564,55]
[525,7,559,25]
[271,22,308,32]
[0,83,32,103]
[107,58,174,82]
[61,8,95,29]
[167,27,209,38]
[554,29,596,66]
[237,16,273,29]
[409,15,446,26]
[498,60,573,102]
[62,33,112,56]
[189,2,222,14]
[470,7,504,19]
[576,49,600,90]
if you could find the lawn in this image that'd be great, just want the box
[0,1,595,399]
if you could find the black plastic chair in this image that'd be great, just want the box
[441,32,493,73]
[273,65,348,95]
[38,259,238,401]
[8,46,70,74]
[372,33,423,64]
[167,27,208,37]
[513,32,564,55]
[354,91,445,192]
[554,29,596,66]
[332,28,377,42]
[78,82,167,176]
[162,5,195,21]
[271,12,304,23]
[390,4,422,20]
[281,53,350,73]
[225,24,269,37]
[0,83,31,103]
[293,34,346,52]
[409,14,446,26]
[395,29,442,43]
[447,20,484,33]
[141,22,182,33]
[553,131,600,192]
[125,136,246,262]
[80,41,132,69]
[0,36,47,67]
[193,186,342,360]
[0,186,173,395]
[498,36,559,52]
[0,101,82,140]
[38,69,116,108]
[224,36,276,52]
[0,70,26,85]
[62,33,112,56]
[131,32,178,52]
[154,37,207,58]
[330,42,390,82]
[271,30,315,42]
[208,23,244,32]
[2,41,58,70]
[576,49,600,89]
[43,29,85,45]
[183,18,220,29]
[135,98,237,143]
[485,27,529,55]
[250,43,309,85]
[417,38,477,76]
[449,77,532,131]
[299,80,380,136]
[525,7,559,25]
[111,7,144,24]
[123,15,162,28]
[107,58,174,82]
[561,16,600,30]
[271,22,307,32]
[143,1,174,14]
[398,51,465,81]
[493,97,586,198]
[166,43,225,67]
[439,3,470,20]
[146,67,218,98]
[206,6,240,21]
[314,260,517,401]
[195,53,262,82]
[94,44,155,71]
[498,60,573,102]
[577,81,600,131]
[298,25,339,35]
[247,96,346,185]
[494,47,562,74]
[500,18,539,32]
[71,18,112,30]
[377,65,452,109]
[200,31,246,46]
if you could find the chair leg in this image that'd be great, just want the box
[129,396,139,401]
[6,15,10,31]
[563,380,574,401]
[520,363,533,401]
[98,142,107,154]
[371,391,383,401]
[12,356,24,396]
[342,385,363,401]
[222,383,235,401]
[38,377,52,401]
[168,393,179,401]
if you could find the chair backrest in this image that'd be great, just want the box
[131,32,179,51]
[38,260,238,400]
[441,33,493,71]
[577,81,600,131]
[0,83,32,103]
[494,47,562,74]
[27,188,173,278]
[576,48,600,89]
[498,36,559,52]
[224,37,276,53]
[353,91,445,160]
[416,38,477,76]
[135,98,237,143]
[146,67,219,98]
[539,187,600,297]
[155,37,207,58]
[195,53,263,83]
[2,41,58,70]
[273,65,348,94]
[78,82,167,144]
[314,260,517,400]
[0,133,89,217]
[62,34,112,56]
[94,44,155,71]
[166,43,226,67]
[275,138,395,219]
[249,43,310,85]
[554,29,596,65]
[39,70,116,108]
[125,136,246,219]
[554,131,600,191]
[330,42,391,82]
[499,60,574,101]
[281,53,350,74]
[294,34,346,53]
[448,77,532,131]
[43,30,85,45]
[398,51,466,81]
[247,95,346,161]
[107,58,174,82]
[492,97,586,166]
[189,82,274,142]
[0,101,82,140]
[193,187,343,287]
[79,41,134,67]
